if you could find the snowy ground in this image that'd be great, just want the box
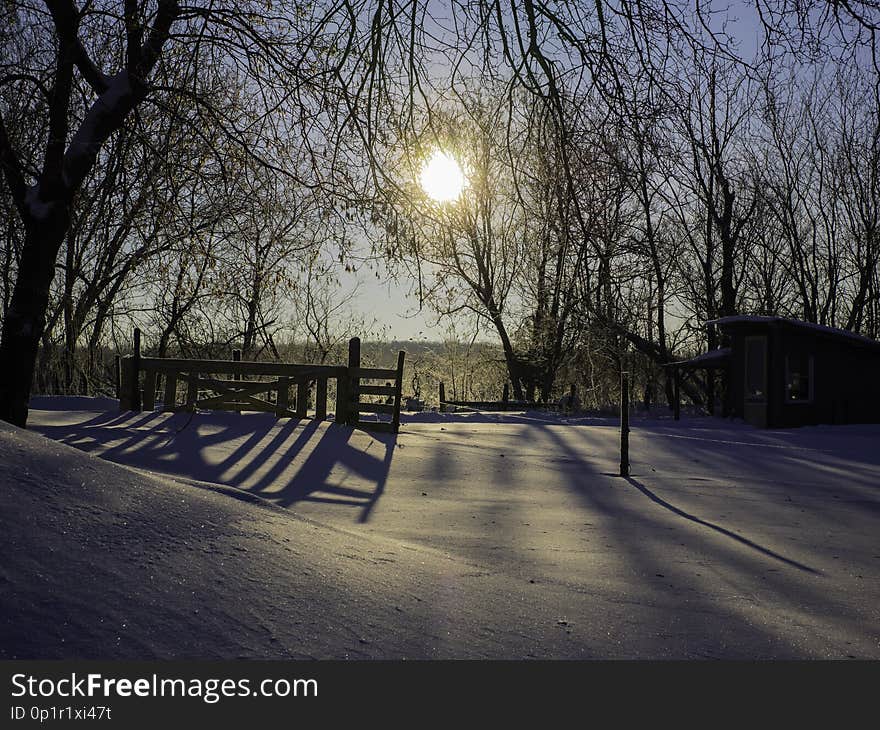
[2,397,878,658]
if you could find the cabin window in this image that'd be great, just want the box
[785,353,813,403]
[745,336,767,401]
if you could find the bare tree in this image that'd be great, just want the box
[0,0,337,425]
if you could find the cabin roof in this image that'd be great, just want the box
[708,315,880,351]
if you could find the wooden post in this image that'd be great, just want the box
[132,328,142,412]
[186,374,198,410]
[119,357,132,410]
[439,381,446,412]
[296,380,309,419]
[233,349,241,414]
[143,368,157,411]
[502,382,510,409]
[673,367,681,421]
[347,336,360,426]
[276,377,290,416]
[620,371,630,477]
[335,374,349,424]
[392,350,405,433]
[315,377,328,421]
[163,371,178,411]
[115,355,121,399]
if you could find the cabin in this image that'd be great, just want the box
[672,316,880,428]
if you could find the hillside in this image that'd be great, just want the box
[3,400,879,658]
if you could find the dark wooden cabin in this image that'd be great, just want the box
[674,316,880,428]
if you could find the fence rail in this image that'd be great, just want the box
[119,330,404,433]
[437,381,577,413]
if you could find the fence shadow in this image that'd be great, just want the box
[33,410,395,522]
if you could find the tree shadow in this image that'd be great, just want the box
[524,423,867,656]
[623,476,818,573]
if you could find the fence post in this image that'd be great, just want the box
[439,381,446,412]
[347,336,360,426]
[620,371,630,477]
[392,350,405,433]
[119,358,132,411]
[315,377,328,421]
[186,374,197,410]
[142,367,157,411]
[276,377,290,416]
[296,381,309,419]
[114,355,121,400]
[502,382,510,409]
[132,328,142,412]
[335,373,349,424]
[232,349,241,414]
[163,371,178,411]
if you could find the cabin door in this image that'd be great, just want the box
[743,335,768,427]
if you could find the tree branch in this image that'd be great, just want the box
[44,0,110,95]
[136,0,180,80]
[124,0,143,72]
[62,0,181,195]
[0,111,29,223]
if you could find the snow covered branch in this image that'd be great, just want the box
[61,0,182,196]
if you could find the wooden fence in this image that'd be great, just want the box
[438,381,574,413]
[118,332,405,434]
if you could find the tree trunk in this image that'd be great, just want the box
[0,209,69,426]
[488,307,524,401]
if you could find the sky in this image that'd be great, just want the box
[336,0,769,344]
[338,266,446,341]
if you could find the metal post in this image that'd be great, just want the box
[620,371,630,477]
[132,328,142,412]
[673,367,681,421]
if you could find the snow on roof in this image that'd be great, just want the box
[709,316,880,349]
[665,347,731,369]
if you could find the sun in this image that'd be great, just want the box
[420,150,467,202]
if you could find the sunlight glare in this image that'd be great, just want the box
[420,150,466,202]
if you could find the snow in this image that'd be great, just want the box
[668,347,731,368]
[3,399,879,658]
[63,71,132,189]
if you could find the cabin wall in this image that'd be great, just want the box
[724,324,880,428]
[772,331,880,427]
[728,336,744,419]
[725,326,775,427]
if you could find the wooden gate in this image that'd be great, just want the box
[118,332,405,433]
